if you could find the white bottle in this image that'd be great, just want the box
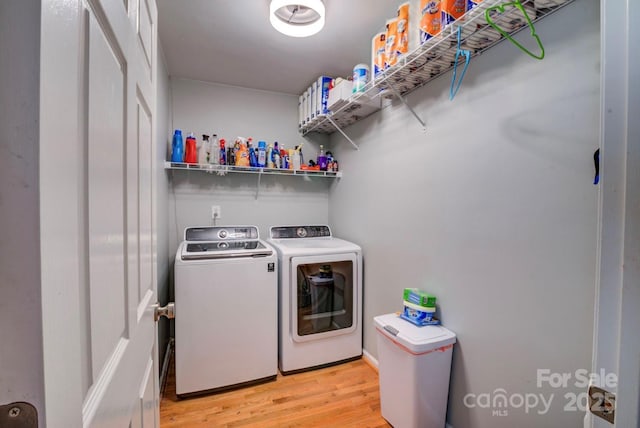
[209,134,219,165]
[292,149,301,170]
[198,134,210,164]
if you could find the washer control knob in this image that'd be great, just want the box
[218,229,228,239]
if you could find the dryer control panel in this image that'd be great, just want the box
[270,225,332,239]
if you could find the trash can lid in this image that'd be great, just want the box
[374,313,456,354]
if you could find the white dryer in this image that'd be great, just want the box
[269,225,362,374]
[174,226,278,396]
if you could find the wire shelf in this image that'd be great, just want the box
[164,161,342,178]
[300,0,574,136]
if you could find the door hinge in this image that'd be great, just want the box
[153,302,175,322]
[0,402,37,427]
[588,385,615,424]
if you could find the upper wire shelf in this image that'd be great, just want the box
[300,0,574,135]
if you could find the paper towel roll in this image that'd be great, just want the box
[310,81,317,120]
[371,32,386,82]
[419,0,444,44]
[396,1,421,58]
[385,18,399,69]
[442,0,468,27]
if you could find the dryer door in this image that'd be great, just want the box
[290,253,358,342]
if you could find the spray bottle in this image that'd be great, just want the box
[219,138,226,165]
[267,144,274,169]
[249,139,258,167]
[209,134,219,165]
[199,134,210,164]
[272,142,280,169]
[293,144,303,170]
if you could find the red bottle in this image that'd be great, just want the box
[184,132,197,164]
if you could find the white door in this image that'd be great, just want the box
[39,0,159,426]
[590,0,640,426]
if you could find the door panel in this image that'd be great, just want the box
[137,97,153,304]
[137,0,153,72]
[87,9,127,380]
[127,357,155,428]
[140,358,157,427]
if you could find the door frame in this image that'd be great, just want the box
[591,0,640,426]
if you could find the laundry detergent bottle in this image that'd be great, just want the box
[184,132,198,164]
[171,129,184,163]
[257,141,267,168]
[219,138,226,165]
[317,144,328,171]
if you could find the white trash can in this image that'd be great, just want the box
[374,313,456,428]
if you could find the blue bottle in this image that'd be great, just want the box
[249,146,258,167]
[219,138,226,165]
[257,141,267,168]
[272,142,280,169]
[171,129,184,163]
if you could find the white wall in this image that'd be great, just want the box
[168,79,331,254]
[0,0,45,423]
[328,1,599,427]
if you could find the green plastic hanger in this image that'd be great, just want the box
[485,0,545,60]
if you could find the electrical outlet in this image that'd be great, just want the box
[211,205,221,220]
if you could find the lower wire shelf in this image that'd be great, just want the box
[164,161,343,178]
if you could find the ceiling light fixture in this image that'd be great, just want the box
[269,0,325,38]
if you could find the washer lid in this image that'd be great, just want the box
[374,313,456,354]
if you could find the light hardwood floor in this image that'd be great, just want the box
[160,353,389,427]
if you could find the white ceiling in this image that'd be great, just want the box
[157,0,399,95]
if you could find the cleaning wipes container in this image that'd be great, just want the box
[374,313,456,428]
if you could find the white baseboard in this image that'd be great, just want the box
[362,348,378,368]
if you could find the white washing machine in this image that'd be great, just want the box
[269,225,362,374]
[174,226,278,396]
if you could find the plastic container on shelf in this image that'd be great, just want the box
[317,145,328,171]
[374,313,456,428]
[219,138,226,165]
[352,63,370,94]
[199,134,210,164]
[171,129,184,163]
[184,132,197,164]
[209,134,219,165]
[257,141,267,168]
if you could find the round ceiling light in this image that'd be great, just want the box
[269,0,325,38]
